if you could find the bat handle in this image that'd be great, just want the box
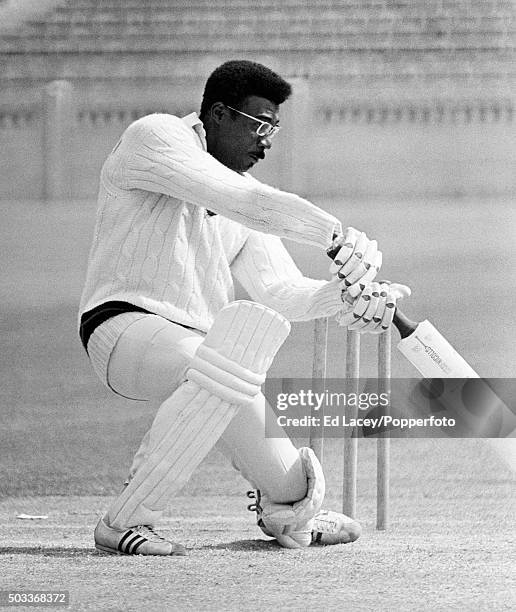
[392,309,418,339]
[327,242,418,339]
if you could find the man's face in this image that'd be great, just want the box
[209,95,280,173]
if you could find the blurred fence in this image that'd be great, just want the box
[0,0,515,200]
[0,78,514,200]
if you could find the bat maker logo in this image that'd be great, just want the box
[414,337,453,375]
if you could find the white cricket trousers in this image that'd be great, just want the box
[88,313,307,504]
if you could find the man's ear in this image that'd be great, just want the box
[210,102,226,125]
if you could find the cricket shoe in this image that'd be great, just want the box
[247,490,362,547]
[311,509,362,545]
[94,517,186,556]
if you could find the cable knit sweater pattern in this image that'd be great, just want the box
[79,113,344,332]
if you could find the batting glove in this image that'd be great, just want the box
[337,280,411,333]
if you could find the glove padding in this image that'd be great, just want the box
[257,447,325,548]
[336,280,411,333]
[329,227,382,293]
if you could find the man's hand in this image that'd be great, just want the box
[336,281,411,333]
[329,227,382,290]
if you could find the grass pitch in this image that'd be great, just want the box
[1,439,514,611]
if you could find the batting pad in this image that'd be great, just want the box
[257,447,325,548]
[107,301,290,530]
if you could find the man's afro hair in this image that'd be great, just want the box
[200,60,292,119]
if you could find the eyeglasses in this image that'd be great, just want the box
[226,105,281,139]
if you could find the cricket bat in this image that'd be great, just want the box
[393,309,515,470]
[391,309,479,378]
[327,247,516,465]
[326,242,478,378]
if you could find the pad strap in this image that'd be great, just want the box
[186,301,289,405]
[187,344,266,405]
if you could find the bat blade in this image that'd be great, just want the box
[396,319,479,379]
[396,319,516,472]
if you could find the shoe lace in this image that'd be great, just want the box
[246,490,271,533]
[246,489,263,514]
[134,525,166,543]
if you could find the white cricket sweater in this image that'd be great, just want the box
[79,112,345,337]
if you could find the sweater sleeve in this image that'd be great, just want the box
[107,114,341,249]
[231,229,346,321]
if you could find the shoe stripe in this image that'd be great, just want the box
[130,536,146,554]
[123,534,146,554]
[118,529,135,552]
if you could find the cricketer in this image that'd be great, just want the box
[79,60,410,555]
